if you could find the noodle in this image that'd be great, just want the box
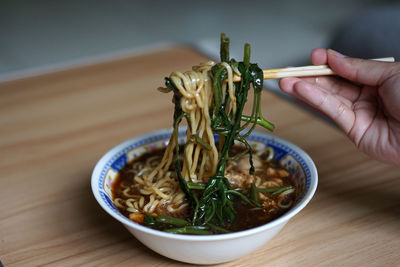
[277,188,295,209]
[114,61,236,215]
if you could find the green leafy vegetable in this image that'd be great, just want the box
[165,33,275,230]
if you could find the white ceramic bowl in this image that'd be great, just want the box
[91,127,318,264]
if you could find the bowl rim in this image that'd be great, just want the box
[91,128,318,241]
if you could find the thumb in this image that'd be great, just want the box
[326,49,398,86]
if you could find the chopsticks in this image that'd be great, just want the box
[232,57,395,82]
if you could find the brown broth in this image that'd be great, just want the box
[112,146,296,233]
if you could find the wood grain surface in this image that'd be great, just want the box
[1,46,399,267]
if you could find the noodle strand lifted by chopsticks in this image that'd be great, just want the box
[114,61,237,215]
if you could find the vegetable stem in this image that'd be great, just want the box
[156,215,189,227]
[207,223,231,234]
[187,182,207,190]
[165,226,213,235]
[250,183,259,203]
[257,185,293,195]
[220,33,230,62]
[241,115,275,131]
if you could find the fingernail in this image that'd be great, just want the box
[328,49,346,58]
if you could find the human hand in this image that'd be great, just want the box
[279,48,400,165]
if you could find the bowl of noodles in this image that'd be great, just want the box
[91,127,317,264]
[92,34,317,264]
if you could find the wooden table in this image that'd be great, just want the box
[1,46,399,266]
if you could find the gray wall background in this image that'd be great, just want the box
[1,0,398,82]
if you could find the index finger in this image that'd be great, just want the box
[311,48,328,65]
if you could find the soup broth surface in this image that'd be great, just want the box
[113,146,297,233]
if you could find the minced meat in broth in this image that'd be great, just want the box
[113,145,296,233]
